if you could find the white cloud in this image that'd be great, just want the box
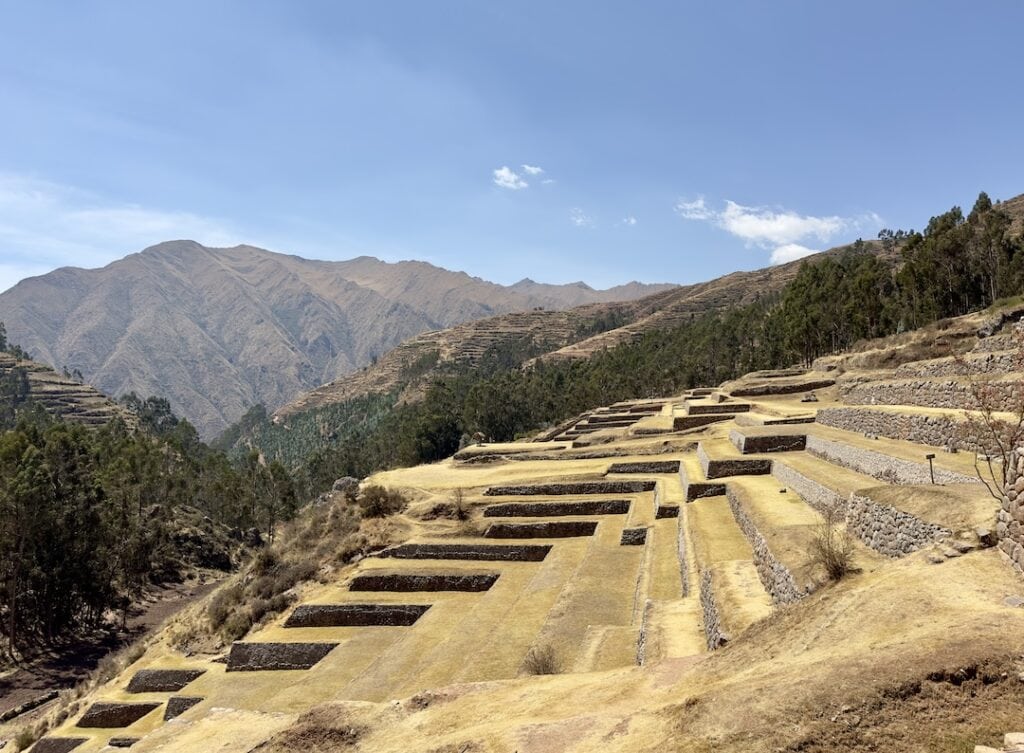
[676,195,880,265]
[570,208,592,227]
[541,178,556,185]
[521,164,544,176]
[492,166,529,190]
[621,216,637,226]
[0,172,240,291]
[769,243,818,264]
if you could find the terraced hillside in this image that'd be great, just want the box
[15,329,1024,752]
[0,352,127,427]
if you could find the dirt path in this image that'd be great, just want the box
[0,574,222,721]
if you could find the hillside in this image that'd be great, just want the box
[0,242,672,438]
[12,301,1024,753]
[270,239,882,423]
[0,352,128,427]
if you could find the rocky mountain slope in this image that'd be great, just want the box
[0,242,673,437]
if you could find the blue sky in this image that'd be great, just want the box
[1,1,1022,292]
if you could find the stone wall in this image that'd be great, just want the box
[998,449,1024,574]
[349,572,499,591]
[484,520,598,538]
[699,570,727,649]
[846,493,951,557]
[805,435,977,485]
[483,500,630,517]
[677,513,690,597]
[816,407,964,450]
[729,429,807,454]
[226,642,337,671]
[607,460,681,474]
[726,488,803,604]
[771,461,845,515]
[484,480,655,496]
[698,443,772,479]
[895,352,1018,378]
[379,543,552,561]
[841,378,1024,413]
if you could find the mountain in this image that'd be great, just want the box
[269,239,878,423]
[0,242,673,437]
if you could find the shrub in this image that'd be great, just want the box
[220,610,253,642]
[358,485,408,518]
[521,644,560,675]
[809,508,855,581]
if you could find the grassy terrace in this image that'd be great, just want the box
[688,495,773,638]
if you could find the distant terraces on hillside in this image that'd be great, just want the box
[0,353,126,427]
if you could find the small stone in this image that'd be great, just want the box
[928,554,946,565]
[1003,596,1024,608]
[953,540,978,554]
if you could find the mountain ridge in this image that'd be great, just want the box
[0,241,674,437]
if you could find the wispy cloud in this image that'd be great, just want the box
[570,208,592,227]
[521,164,544,176]
[676,196,880,264]
[492,165,529,190]
[0,172,240,292]
[620,215,637,226]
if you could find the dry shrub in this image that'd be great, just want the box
[522,644,561,675]
[809,508,855,581]
[358,485,408,518]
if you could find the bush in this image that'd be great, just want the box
[358,485,408,518]
[220,610,252,642]
[809,508,855,581]
[521,644,560,675]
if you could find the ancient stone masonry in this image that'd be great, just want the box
[606,460,681,474]
[379,543,551,561]
[26,738,88,753]
[680,461,726,501]
[483,481,655,496]
[673,414,732,431]
[620,528,648,545]
[729,429,807,454]
[284,603,430,628]
[677,514,691,597]
[350,572,499,591]
[771,461,845,516]
[697,443,772,479]
[894,352,1019,378]
[846,493,951,557]
[816,407,970,451]
[998,449,1024,575]
[726,488,804,605]
[76,702,161,728]
[729,378,835,397]
[805,435,977,485]
[126,669,205,693]
[483,500,630,517]
[699,571,726,649]
[841,377,1024,413]
[655,505,680,519]
[225,642,338,671]
[163,696,203,721]
[107,737,140,748]
[686,402,751,415]
[484,521,599,538]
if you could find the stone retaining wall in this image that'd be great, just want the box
[841,378,1024,413]
[284,603,430,627]
[164,696,203,721]
[673,414,731,431]
[816,407,966,450]
[655,505,680,518]
[729,378,835,397]
[620,528,648,545]
[895,352,1018,378]
[729,429,807,454]
[846,493,951,557]
[379,543,552,561]
[350,572,499,591]
[726,488,803,605]
[77,702,161,728]
[698,443,773,479]
[226,642,337,671]
[483,500,630,517]
[805,435,977,485]
[699,570,727,649]
[687,403,751,415]
[771,461,845,515]
[607,460,681,474]
[126,669,205,693]
[998,449,1024,574]
[27,738,87,753]
[484,480,655,496]
[484,521,598,538]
